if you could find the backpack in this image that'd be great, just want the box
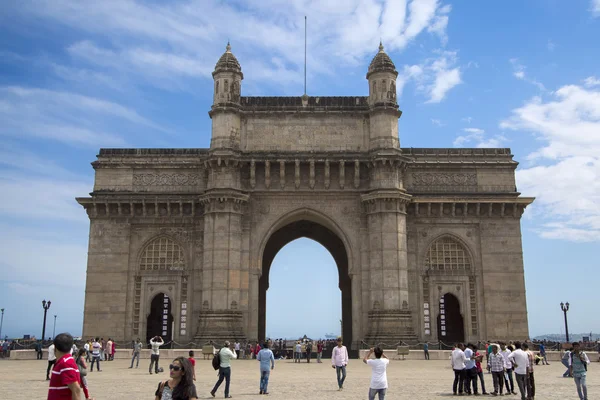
[212,349,221,370]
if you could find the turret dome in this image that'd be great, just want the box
[366,42,397,78]
[213,42,242,77]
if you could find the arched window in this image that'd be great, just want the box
[139,237,184,271]
[224,79,229,92]
[425,237,471,272]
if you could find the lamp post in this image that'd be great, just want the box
[560,302,570,342]
[41,300,51,343]
[0,308,4,340]
[52,315,57,338]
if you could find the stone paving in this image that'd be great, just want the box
[0,357,597,399]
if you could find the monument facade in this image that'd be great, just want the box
[77,43,533,349]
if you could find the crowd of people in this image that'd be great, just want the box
[36,332,595,400]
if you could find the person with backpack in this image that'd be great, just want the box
[569,342,590,400]
[210,341,237,398]
[155,357,197,400]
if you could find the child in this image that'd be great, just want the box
[188,350,196,381]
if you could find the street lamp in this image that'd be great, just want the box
[560,302,570,342]
[41,300,51,343]
[52,315,57,338]
[0,309,4,340]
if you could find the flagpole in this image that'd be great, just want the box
[304,15,307,96]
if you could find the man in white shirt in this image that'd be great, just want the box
[148,335,164,374]
[45,343,56,380]
[91,337,102,372]
[211,340,238,398]
[234,341,240,358]
[508,341,530,400]
[331,337,349,390]
[500,342,516,394]
[451,343,469,395]
[363,347,390,400]
[295,341,302,363]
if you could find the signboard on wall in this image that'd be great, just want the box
[440,296,446,336]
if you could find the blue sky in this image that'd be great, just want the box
[0,0,599,340]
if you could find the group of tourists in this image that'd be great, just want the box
[451,340,591,400]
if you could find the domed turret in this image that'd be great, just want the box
[367,42,398,106]
[212,42,243,106]
[366,42,398,79]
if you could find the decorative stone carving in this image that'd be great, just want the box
[250,160,256,189]
[339,160,345,189]
[295,160,300,189]
[265,161,271,189]
[412,173,477,187]
[324,160,330,189]
[354,160,360,189]
[309,160,315,189]
[133,173,201,186]
[279,160,285,189]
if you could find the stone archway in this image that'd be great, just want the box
[258,220,352,348]
[438,293,464,345]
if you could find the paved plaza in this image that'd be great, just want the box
[0,357,596,399]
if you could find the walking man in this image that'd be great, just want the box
[257,341,275,395]
[451,343,468,395]
[569,341,590,400]
[331,337,349,391]
[423,342,430,360]
[46,342,57,380]
[306,341,312,363]
[90,337,101,372]
[488,344,506,396]
[539,342,549,365]
[500,342,516,394]
[47,333,83,400]
[508,341,530,400]
[129,338,142,369]
[211,340,237,398]
[363,347,389,400]
[149,335,164,374]
[294,341,302,363]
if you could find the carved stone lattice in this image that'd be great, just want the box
[139,237,185,271]
[425,237,471,272]
[133,174,201,186]
[412,173,477,188]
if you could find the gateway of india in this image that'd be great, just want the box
[77,42,533,350]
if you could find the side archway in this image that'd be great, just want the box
[146,292,174,346]
[258,210,353,347]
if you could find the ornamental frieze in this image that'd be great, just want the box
[412,172,477,187]
[133,173,201,186]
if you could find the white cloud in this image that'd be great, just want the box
[461,116,473,124]
[399,50,461,103]
[501,83,600,241]
[592,0,600,17]
[453,127,507,148]
[583,76,600,87]
[431,118,444,126]
[17,0,453,92]
[509,58,545,91]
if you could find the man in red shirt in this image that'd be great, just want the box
[47,333,82,400]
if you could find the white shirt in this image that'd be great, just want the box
[331,345,349,367]
[84,343,90,351]
[508,349,530,375]
[295,344,302,352]
[234,342,240,351]
[150,338,164,355]
[48,344,56,361]
[92,341,101,356]
[367,358,389,389]
[500,348,512,369]
[451,348,468,370]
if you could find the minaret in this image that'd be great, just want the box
[209,42,243,150]
[366,42,401,150]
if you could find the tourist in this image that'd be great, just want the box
[508,341,530,400]
[110,339,116,360]
[569,341,590,400]
[234,341,240,358]
[239,341,245,360]
[423,342,430,360]
[523,343,535,399]
[35,340,43,360]
[210,340,237,398]
[90,337,102,372]
[331,337,349,391]
[155,357,198,400]
[47,333,82,400]
[249,343,255,360]
[295,341,302,363]
[539,342,549,365]
[474,345,488,394]
[317,340,324,363]
[464,343,478,395]
[562,347,573,377]
[451,343,468,395]
[257,341,275,395]
[188,350,196,381]
[83,340,90,363]
[46,342,57,380]
[500,342,516,394]
[488,344,505,395]
[100,338,105,361]
[129,338,142,369]
[75,348,94,400]
[363,347,389,400]
[253,341,261,360]
[149,335,164,374]
[306,341,312,363]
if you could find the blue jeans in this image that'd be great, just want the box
[212,366,231,397]
[260,370,270,393]
[574,375,588,400]
[130,352,140,368]
[336,366,347,388]
[90,356,101,371]
[369,388,386,400]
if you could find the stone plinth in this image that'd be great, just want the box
[363,309,417,346]
[194,310,246,344]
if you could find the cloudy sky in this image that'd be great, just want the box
[0,0,599,340]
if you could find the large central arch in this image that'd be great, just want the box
[258,215,352,347]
